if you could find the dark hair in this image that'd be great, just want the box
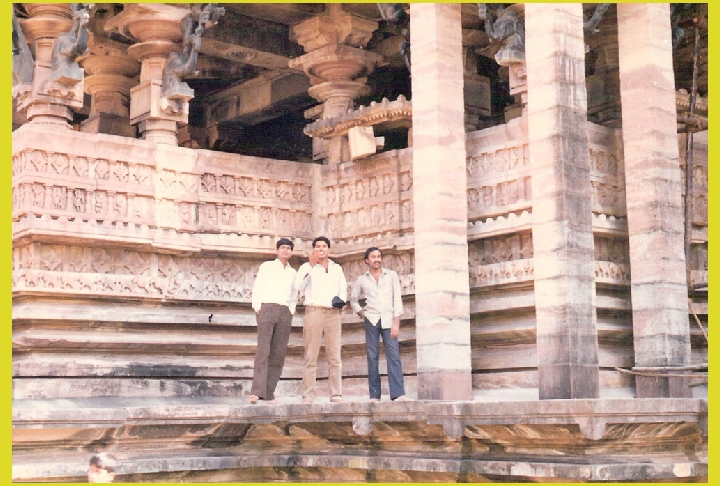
[312,236,331,248]
[276,238,294,250]
[364,246,382,260]
[89,453,118,473]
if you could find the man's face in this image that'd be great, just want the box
[365,250,382,269]
[313,240,329,260]
[88,465,115,483]
[276,244,293,263]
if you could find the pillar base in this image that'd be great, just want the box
[25,102,73,128]
[417,370,472,401]
[636,374,693,398]
[81,112,137,138]
[139,119,178,145]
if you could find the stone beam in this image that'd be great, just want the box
[198,73,312,127]
[199,9,304,69]
[199,38,296,72]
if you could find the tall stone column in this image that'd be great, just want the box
[525,3,599,399]
[289,4,383,164]
[105,4,189,145]
[616,4,692,398]
[410,3,472,401]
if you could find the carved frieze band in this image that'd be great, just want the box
[12,242,259,302]
[467,144,531,221]
[320,151,413,241]
[12,148,314,239]
[12,242,420,301]
[466,234,631,288]
[468,233,534,288]
[594,236,631,285]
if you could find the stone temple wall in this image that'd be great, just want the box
[11,118,708,404]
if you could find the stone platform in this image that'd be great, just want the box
[12,394,708,482]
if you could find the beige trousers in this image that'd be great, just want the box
[302,306,342,400]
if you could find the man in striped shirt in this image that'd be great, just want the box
[350,247,411,402]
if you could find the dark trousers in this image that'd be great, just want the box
[251,303,292,400]
[364,318,405,400]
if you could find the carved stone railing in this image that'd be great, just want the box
[319,148,413,243]
[12,124,314,304]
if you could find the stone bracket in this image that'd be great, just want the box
[352,416,373,435]
[131,80,190,125]
[304,95,412,139]
[441,419,467,439]
[576,417,607,440]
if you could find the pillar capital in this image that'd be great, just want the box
[289,8,383,164]
[290,6,378,51]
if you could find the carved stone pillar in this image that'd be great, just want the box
[289,4,383,164]
[105,4,188,145]
[461,28,491,131]
[617,3,692,398]
[78,36,140,137]
[14,4,82,128]
[496,5,527,123]
[410,3,472,401]
[585,5,621,128]
[525,3,600,399]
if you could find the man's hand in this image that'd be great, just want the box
[390,316,400,338]
[358,310,365,320]
[308,248,319,267]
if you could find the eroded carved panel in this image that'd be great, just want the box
[468,233,534,288]
[13,243,258,302]
[593,236,630,285]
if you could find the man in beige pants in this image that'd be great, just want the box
[294,236,347,404]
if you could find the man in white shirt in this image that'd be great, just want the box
[350,247,411,402]
[249,238,298,404]
[294,236,348,404]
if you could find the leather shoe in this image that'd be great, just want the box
[393,395,412,402]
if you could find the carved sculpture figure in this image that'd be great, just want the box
[12,9,34,85]
[50,4,92,86]
[583,3,609,34]
[582,3,609,53]
[477,3,524,65]
[162,4,225,103]
[377,4,411,70]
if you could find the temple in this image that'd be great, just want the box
[11,3,708,482]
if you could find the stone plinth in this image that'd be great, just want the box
[525,3,599,399]
[616,3,692,398]
[410,3,471,401]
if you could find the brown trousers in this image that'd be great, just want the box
[250,303,292,400]
[302,306,342,400]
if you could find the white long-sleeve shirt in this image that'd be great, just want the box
[350,268,403,328]
[294,259,347,308]
[251,259,298,314]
